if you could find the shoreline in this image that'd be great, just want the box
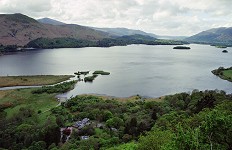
[0,42,188,56]
[76,93,165,103]
[212,67,232,83]
[0,75,74,88]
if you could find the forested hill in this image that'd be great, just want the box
[26,35,188,49]
[0,13,109,46]
[185,27,232,46]
[1,88,232,149]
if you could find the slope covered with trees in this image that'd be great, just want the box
[26,35,188,49]
[1,87,231,149]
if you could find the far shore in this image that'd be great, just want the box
[78,93,165,103]
[0,75,74,87]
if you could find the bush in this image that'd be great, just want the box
[32,81,77,94]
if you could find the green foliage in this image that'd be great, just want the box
[84,75,98,82]
[215,45,227,48]
[28,141,47,150]
[75,137,100,150]
[97,34,188,47]
[26,34,188,49]
[106,142,138,150]
[32,80,77,94]
[212,66,232,82]
[138,128,174,150]
[0,45,18,53]
[1,89,232,149]
[93,70,110,75]
[59,95,158,149]
[106,117,124,129]
[27,37,97,49]
[0,106,61,149]
[137,90,232,150]
[155,39,188,45]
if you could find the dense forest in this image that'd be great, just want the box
[0,87,232,149]
[26,35,188,49]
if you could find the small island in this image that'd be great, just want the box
[84,74,98,82]
[215,45,227,48]
[173,46,191,50]
[93,70,110,75]
[73,70,111,82]
[74,71,90,76]
[212,67,232,82]
[222,50,228,53]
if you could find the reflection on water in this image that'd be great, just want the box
[0,44,231,97]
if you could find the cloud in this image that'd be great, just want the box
[0,0,232,36]
[0,0,52,15]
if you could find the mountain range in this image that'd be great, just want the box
[1,13,232,47]
[185,27,232,45]
[0,13,109,46]
[37,18,186,40]
[37,18,66,25]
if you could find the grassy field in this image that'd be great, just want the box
[0,75,73,87]
[212,67,232,82]
[0,88,58,119]
[222,69,232,82]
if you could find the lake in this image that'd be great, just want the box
[0,44,231,97]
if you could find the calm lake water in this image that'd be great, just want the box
[0,44,231,97]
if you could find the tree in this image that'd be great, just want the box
[103,110,113,121]
[138,128,174,150]
[152,109,158,120]
[199,109,232,149]
[106,117,124,129]
[195,93,216,113]
[28,141,46,150]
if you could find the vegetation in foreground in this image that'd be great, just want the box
[0,75,73,87]
[1,87,232,150]
[212,67,232,82]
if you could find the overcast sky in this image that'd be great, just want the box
[0,0,232,36]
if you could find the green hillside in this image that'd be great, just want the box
[185,27,232,46]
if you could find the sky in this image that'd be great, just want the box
[0,0,232,36]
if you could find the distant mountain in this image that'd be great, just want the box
[0,13,109,46]
[157,35,188,40]
[0,13,187,49]
[37,18,66,25]
[93,27,188,40]
[185,27,232,45]
[93,27,157,38]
